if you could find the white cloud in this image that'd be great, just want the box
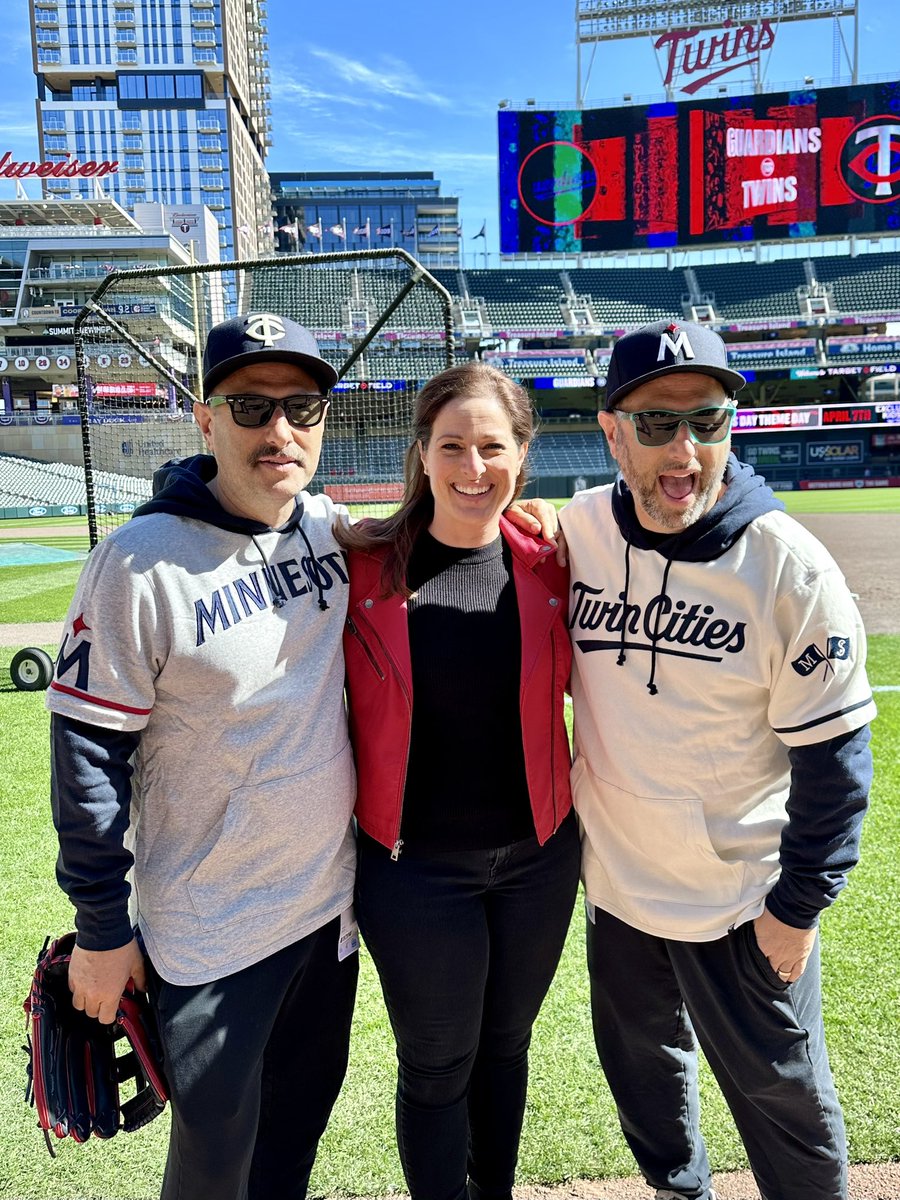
[0,107,39,141]
[308,48,452,108]
[270,71,388,113]
[273,123,495,189]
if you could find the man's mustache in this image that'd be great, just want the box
[249,445,305,467]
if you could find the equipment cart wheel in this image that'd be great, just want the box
[10,647,54,692]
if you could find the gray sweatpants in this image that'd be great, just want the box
[586,904,847,1200]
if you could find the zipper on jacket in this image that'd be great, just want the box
[549,626,559,828]
[346,616,385,680]
[355,606,413,859]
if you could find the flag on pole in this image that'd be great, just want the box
[353,219,371,236]
[402,226,416,237]
[376,223,392,236]
[472,221,486,239]
[308,221,323,239]
[329,222,346,239]
[423,225,440,238]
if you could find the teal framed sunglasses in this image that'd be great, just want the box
[615,403,736,447]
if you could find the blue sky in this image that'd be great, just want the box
[0,0,895,258]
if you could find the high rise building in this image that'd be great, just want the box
[29,0,274,308]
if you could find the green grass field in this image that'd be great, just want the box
[0,497,898,1199]
[544,487,900,515]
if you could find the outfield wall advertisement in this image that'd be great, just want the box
[499,81,900,254]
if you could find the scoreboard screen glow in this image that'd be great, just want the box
[499,81,900,254]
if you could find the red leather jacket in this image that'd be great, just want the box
[343,516,573,856]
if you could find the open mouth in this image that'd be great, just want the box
[658,471,698,503]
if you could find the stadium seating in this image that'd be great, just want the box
[465,270,568,330]
[568,268,686,324]
[0,454,151,507]
[808,251,900,314]
[248,266,349,329]
[693,260,806,319]
[528,432,612,476]
[317,434,406,483]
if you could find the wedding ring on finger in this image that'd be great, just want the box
[777,969,791,980]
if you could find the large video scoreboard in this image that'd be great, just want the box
[499,81,900,254]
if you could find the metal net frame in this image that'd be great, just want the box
[73,249,454,547]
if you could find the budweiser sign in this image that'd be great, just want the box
[654,19,776,96]
[0,151,119,179]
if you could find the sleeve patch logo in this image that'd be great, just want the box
[791,643,836,679]
[827,635,851,660]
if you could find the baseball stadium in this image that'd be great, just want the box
[1,0,900,1198]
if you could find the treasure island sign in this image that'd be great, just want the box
[0,151,119,179]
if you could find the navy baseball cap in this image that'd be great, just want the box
[202,312,339,395]
[604,319,745,411]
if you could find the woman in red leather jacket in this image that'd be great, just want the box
[337,362,580,1200]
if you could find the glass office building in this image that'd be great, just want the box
[271,172,461,269]
[30,0,274,308]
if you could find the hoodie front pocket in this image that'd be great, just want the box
[574,757,747,911]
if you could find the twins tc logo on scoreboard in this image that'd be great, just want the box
[839,115,900,204]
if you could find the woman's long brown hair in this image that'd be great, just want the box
[335,362,534,597]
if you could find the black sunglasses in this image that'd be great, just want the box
[615,404,736,448]
[206,393,331,429]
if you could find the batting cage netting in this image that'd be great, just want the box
[74,250,454,547]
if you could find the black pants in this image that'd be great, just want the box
[145,914,358,1200]
[356,812,580,1200]
[587,905,847,1200]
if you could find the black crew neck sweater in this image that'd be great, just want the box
[400,531,534,852]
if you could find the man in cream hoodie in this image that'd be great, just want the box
[561,320,875,1200]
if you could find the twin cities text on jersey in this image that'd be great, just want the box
[569,580,746,661]
[195,551,348,646]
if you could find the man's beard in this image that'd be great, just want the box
[617,437,727,531]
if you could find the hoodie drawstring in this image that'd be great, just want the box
[646,554,674,696]
[252,522,329,612]
[296,522,330,611]
[251,535,287,610]
[616,537,633,667]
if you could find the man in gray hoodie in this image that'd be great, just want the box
[48,313,359,1200]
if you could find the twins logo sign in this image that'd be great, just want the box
[791,635,851,680]
[839,116,900,204]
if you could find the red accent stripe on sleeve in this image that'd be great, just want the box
[49,681,153,716]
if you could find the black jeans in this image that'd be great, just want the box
[356,811,580,1200]
[587,904,847,1200]
[145,914,358,1200]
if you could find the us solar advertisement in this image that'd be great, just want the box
[498,81,900,254]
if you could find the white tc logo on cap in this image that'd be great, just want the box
[245,313,286,347]
[658,327,695,362]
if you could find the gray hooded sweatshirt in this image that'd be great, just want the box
[48,454,356,985]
